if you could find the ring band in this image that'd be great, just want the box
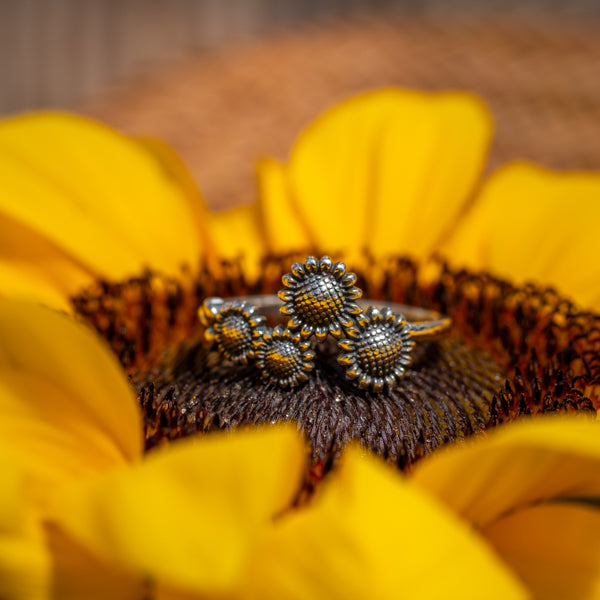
[199,256,451,391]
[202,295,450,340]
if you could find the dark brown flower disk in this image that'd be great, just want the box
[72,254,599,476]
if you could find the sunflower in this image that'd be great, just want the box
[203,299,266,365]
[1,89,600,599]
[337,305,415,391]
[278,255,362,340]
[253,325,316,387]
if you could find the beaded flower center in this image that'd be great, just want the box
[295,275,345,327]
[220,315,253,357]
[356,324,404,378]
[264,340,304,380]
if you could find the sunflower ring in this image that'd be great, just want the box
[199,256,451,391]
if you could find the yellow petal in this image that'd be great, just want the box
[152,586,203,600]
[412,416,600,529]
[0,112,203,288]
[483,503,600,600]
[207,204,266,281]
[242,447,527,600]
[0,456,50,600]
[256,157,312,253]
[444,163,600,307]
[47,526,145,600]
[0,300,142,511]
[0,210,93,310]
[52,426,305,595]
[0,260,74,312]
[267,89,492,260]
[136,137,216,260]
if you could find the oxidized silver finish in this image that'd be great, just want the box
[278,255,362,341]
[198,256,451,391]
[338,306,415,391]
[202,298,265,365]
[253,325,316,387]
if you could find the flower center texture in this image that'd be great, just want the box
[356,324,404,378]
[296,274,344,326]
[72,254,599,474]
[264,340,303,379]
[220,315,253,358]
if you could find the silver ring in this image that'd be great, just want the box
[199,256,451,391]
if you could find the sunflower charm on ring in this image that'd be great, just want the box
[278,255,362,341]
[337,306,415,391]
[203,299,265,365]
[253,325,316,387]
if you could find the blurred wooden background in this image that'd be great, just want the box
[2,0,600,115]
[2,0,600,209]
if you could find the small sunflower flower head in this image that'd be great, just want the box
[338,306,415,392]
[253,325,316,387]
[204,299,265,365]
[278,255,362,341]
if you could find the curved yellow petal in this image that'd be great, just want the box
[256,158,311,253]
[0,300,142,511]
[444,163,600,307]
[242,447,527,600]
[412,416,600,529]
[0,457,50,600]
[0,211,93,310]
[136,137,216,260]
[47,526,145,600]
[0,261,74,312]
[207,204,266,281]
[52,426,305,595]
[0,113,203,292]
[262,89,492,261]
[483,503,600,600]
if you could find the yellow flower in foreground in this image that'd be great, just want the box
[2,299,600,599]
[1,89,600,599]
